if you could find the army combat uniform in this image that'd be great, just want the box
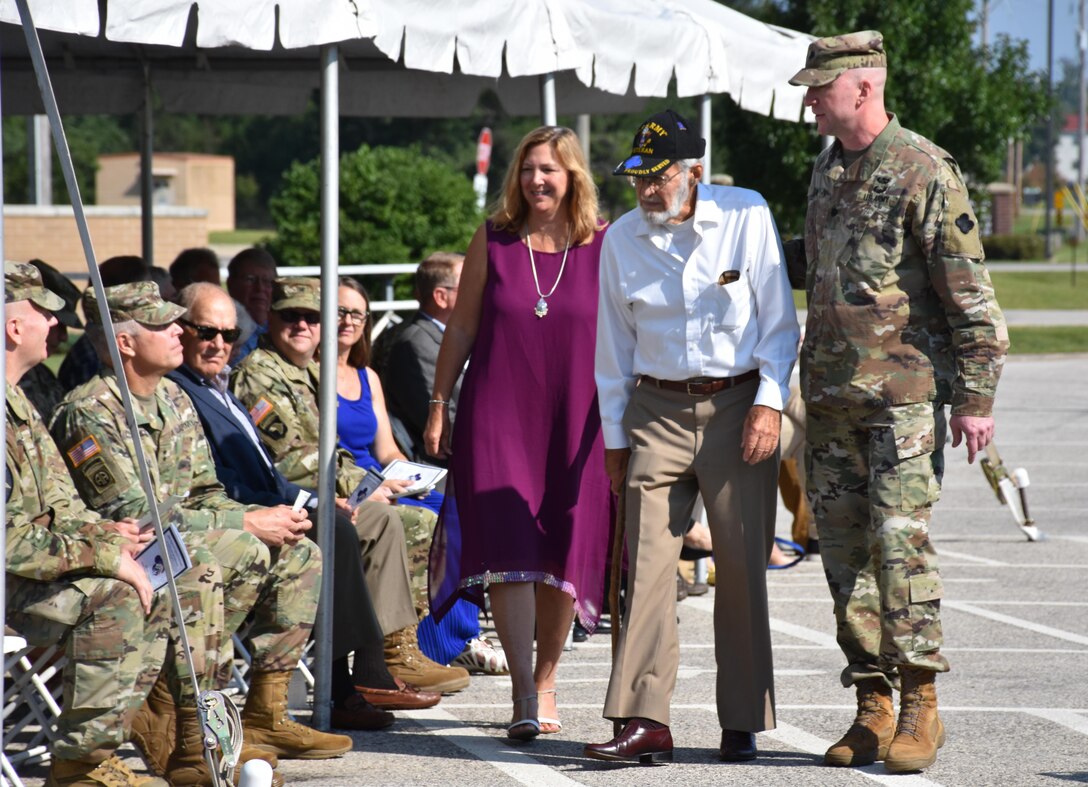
[6,381,171,762]
[799,114,1008,686]
[51,370,320,698]
[232,339,437,610]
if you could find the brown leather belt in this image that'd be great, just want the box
[640,369,759,396]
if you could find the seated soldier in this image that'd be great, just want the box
[167,282,441,714]
[18,259,82,422]
[50,282,352,785]
[4,262,170,787]
[231,278,469,693]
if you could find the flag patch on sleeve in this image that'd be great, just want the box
[249,398,274,425]
[66,436,101,467]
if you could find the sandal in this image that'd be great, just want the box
[537,688,562,734]
[507,695,540,742]
[769,536,806,570]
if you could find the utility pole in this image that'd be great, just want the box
[1045,0,1056,257]
[981,0,990,51]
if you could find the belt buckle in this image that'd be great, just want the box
[686,381,701,396]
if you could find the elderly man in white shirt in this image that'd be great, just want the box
[586,109,799,766]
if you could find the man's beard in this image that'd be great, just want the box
[641,173,691,225]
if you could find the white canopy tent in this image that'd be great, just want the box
[0,0,815,743]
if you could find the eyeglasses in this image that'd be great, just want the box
[179,319,241,343]
[277,309,320,325]
[337,307,369,325]
[627,169,683,192]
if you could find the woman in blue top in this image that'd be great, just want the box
[335,277,506,674]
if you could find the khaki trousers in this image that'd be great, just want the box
[354,500,419,635]
[603,378,778,731]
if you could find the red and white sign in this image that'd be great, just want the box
[476,127,492,176]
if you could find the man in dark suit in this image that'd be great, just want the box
[167,282,452,719]
[373,252,464,463]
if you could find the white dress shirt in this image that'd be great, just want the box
[595,183,800,449]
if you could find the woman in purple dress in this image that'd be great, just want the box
[424,126,611,741]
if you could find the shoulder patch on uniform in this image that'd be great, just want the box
[955,213,975,234]
[249,398,274,425]
[81,455,117,494]
[66,436,101,468]
[261,414,287,441]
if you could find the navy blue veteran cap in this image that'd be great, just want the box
[613,109,706,177]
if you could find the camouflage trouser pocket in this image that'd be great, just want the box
[67,612,123,711]
[888,405,941,511]
[908,571,944,654]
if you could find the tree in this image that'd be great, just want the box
[714,0,1048,234]
[267,144,480,269]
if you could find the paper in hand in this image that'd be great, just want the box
[135,523,193,591]
[347,468,385,511]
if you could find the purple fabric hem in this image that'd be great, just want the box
[459,571,601,634]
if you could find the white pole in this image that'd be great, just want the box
[576,114,590,162]
[140,63,154,265]
[539,73,557,126]
[313,44,339,731]
[27,115,51,204]
[700,94,712,184]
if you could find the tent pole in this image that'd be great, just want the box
[540,73,557,125]
[140,62,154,265]
[700,94,712,184]
[576,114,590,162]
[313,43,339,732]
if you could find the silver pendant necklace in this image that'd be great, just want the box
[526,226,572,318]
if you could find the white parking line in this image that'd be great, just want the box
[685,595,841,648]
[1022,709,1088,736]
[402,707,584,787]
[943,600,1088,646]
[933,548,1008,565]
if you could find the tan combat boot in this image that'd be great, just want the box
[129,673,175,776]
[166,704,284,787]
[46,754,167,786]
[241,670,353,759]
[885,667,946,773]
[824,678,896,766]
[383,625,470,694]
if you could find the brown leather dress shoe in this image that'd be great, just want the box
[356,678,441,710]
[719,729,757,761]
[330,693,395,730]
[584,718,673,765]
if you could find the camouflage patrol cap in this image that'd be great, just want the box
[788,30,886,87]
[270,277,320,312]
[28,259,83,328]
[83,281,187,326]
[5,261,65,312]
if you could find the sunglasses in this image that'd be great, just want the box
[278,309,321,325]
[179,319,241,343]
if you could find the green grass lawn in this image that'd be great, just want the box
[1008,326,1088,354]
[208,228,274,245]
[990,272,1088,309]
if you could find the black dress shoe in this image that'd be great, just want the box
[584,718,674,765]
[719,729,757,761]
[572,621,589,642]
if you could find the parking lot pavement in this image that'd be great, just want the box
[12,354,1087,786]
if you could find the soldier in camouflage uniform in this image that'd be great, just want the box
[787,32,1008,773]
[18,260,83,422]
[231,278,469,693]
[51,282,352,784]
[4,262,170,787]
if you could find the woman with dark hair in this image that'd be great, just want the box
[335,278,507,675]
[424,126,612,740]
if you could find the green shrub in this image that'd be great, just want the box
[267,144,480,268]
[982,234,1045,261]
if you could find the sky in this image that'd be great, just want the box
[984,0,1080,72]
